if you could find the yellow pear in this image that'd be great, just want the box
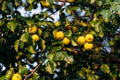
[77,36,85,45]
[31,34,40,42]
[55,31,64,40]
[63,37,70,45]
[54,21,60,27]
[41,1,50,7]
[12,73,22,80]
[68,0,74,3]
[85,34,94,42]
[84,42,93,50]
[29,25,37,34]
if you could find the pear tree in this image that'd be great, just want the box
[0,0,120,80]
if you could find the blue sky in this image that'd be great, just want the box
[17,3,59,21]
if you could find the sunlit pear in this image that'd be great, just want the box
[12,73,22,80]
[63,37,70,45]
[44,1,50,7]
[56,31,64,40]
[84,42,93,50]
[77,36,85,45]
[31,34,40,42]
[68,0,74,3]
[85,34,94,42]
[54,21,60,27]
[41,1,50,7]
[29,25,37,34]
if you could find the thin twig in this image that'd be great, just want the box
[42,0,65,21]
[24,61,43,80]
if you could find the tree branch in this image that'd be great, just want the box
[64,47,120,64]
[24,61,43,80]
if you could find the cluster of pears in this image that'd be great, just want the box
[27,25,42,42]
[53,30,70,45]
[77,34,94,50]
[53,30,94,51]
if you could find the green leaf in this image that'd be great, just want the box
[41,39,46,50]
[2,1,6,11]
[7,21,17,32]
[70,6,79,10]
[52,41,64,46]
[0,19,4,26]
[16,52,23,60]
[100,64,110,74]
[87,75,99,80]
[19,66,29,75]
[71,38,78,46]
[116,0,120,3]
[14,40,20,52]
[25,4,33,11]
[118,72,120,77]
[66,8,72,15]
[90,31,97,36]
[26,20,33,26]
[90,20,97,27]
[90,0,95,4]
[78,69,86,79]
[27,0,34,4]
[65,30,72,37]
[98,31,104,38]
[54,51,64,61]
[38,28,42,36]
[27,45,36,54]
[43,31,49,39]
[94,22,101,32]
[48,0,54,4]
[15,0,22,6]
[30,72,40,80]
[7,2,13,12]
[47,53,55,61]
[37,22,42,26]
[0,0,3,3]
[110,71,117,79]
[45,61,54,74]
[52,46,62,52]
[64,52,74,64]
[20,41,25,49]
[20,33,29,42]
[5,68,14,79]
[96,0,102,6]
[101,9,112,23]
[0,76,6,80]
[42,22,48,26]
[110,2,120,15]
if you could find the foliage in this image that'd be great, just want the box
[0,0,120,79]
